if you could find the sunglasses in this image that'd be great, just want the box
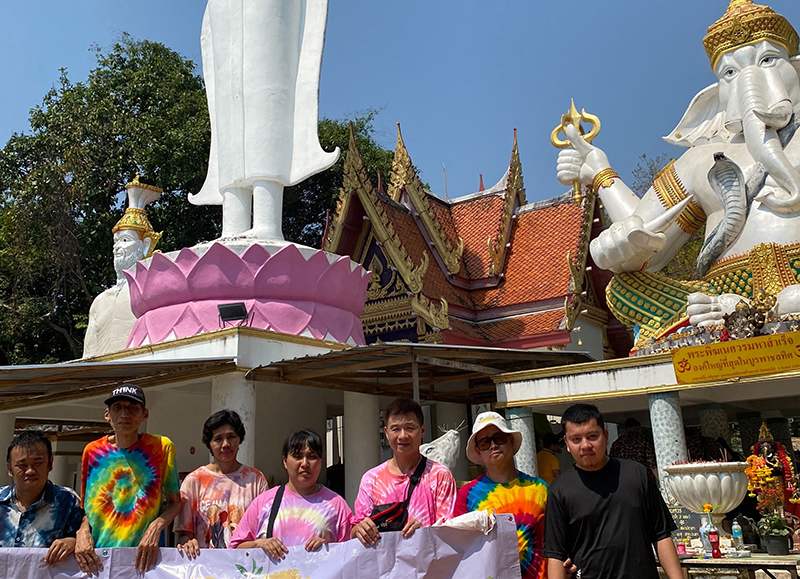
[476,432,510,451]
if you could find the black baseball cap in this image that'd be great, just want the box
[104,384,146,407]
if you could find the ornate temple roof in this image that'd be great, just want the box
[324,125,631,357]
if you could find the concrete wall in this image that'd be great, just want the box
[146,387,212,475]
[252,381,343,486]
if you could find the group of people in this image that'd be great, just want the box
[0,381,684,579]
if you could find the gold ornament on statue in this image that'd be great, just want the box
[758,422,775,442]
[551,99,601,205]
[592,168,620,192]
[703,0,799,68]
[113,174,163,258]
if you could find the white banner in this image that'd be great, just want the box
[3,516,521,579]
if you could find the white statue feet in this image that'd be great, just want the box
[220,181,286,242]
[687,292,749,328]
[774,285,800,317]
[244,180,285,241]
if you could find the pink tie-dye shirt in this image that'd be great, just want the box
[353,459,456,526]
[229,485,352,548]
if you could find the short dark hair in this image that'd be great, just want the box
[542,432,559,448]
[202,410,246,450]
[623,417,641,429]
[561,403,605,431]
[282,429,324,459]
[7,430,52,463]
[384,398,424,426]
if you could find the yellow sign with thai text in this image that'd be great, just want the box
[673,332,800,384]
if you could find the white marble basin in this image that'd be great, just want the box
[663,462,749,528]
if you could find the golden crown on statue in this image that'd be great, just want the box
[704,0,799,68]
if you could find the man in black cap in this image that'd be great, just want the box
[75,384,181,574]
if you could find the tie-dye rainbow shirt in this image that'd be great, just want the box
[81,433,180,547]
[454,471,548,579]
[229,485,353,548]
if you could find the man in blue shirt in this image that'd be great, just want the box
[0,429,84,565]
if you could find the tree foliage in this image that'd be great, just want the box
[0,36,393,365]
[0,35,214,364]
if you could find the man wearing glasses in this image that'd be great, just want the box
[454,412,550,579]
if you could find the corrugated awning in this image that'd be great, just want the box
[247,342,590,404]
[0,357,237,411]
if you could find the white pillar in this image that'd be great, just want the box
[648,392,688,485]
[506,407,537,477]
[250,180,284,240]
[51,454,71,488]
[212,372,256,466]
[343,391,380,507]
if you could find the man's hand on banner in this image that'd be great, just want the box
[351,518,380,547]
[136,523,162,572]
[75,518,103,576]
[44,537,76,566]
[401,517,423,538]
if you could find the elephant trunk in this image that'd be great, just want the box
[739,66,800,213]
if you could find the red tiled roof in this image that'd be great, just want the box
[380,201,475,309]
[426,194,466,277]
[472,199,585,309]
[329,134,600,348]
[450,194,505,279]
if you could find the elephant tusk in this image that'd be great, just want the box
[642,195,694,233]
[754,104,792,130]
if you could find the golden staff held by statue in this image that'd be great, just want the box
[551,99,601,204]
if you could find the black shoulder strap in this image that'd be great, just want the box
[404,457,428,504]
[266,485,285,539]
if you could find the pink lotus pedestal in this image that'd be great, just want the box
[123,242,370,348]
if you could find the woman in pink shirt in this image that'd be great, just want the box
[230,429,353,558]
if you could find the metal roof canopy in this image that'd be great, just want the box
[247,342,591,404]
[0,357,237,411]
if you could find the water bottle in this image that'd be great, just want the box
[699,514,712,553]
[731,520,744,551]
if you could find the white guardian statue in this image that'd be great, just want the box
[83,177,162,358]
[190,0,340,241]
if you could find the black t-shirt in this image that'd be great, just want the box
[543,457,676,579]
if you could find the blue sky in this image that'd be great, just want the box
[1,1,798,203]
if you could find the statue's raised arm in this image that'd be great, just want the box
[558,0,800,349]
[191,0,340,241]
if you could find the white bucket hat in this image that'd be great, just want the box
[466,411,522,465]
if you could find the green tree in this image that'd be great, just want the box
[0,36,393,364]
[284,111,393,246]
[0,35,215,364]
